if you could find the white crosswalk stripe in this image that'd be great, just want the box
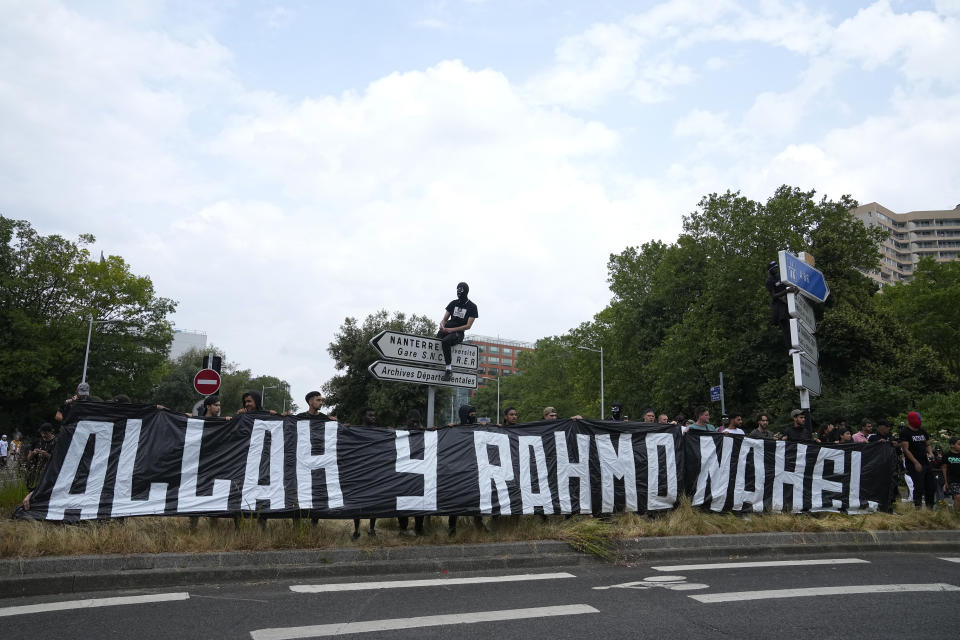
[0,592,190,617]
[250,604,599,639]
[290,572,575,593]
[690,583,960,603]
[653,558,869,571]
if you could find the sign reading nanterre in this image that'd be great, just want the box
[370,330,478,370]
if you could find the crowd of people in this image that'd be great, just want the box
[7,381,959,526]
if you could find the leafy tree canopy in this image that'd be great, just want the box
[875,257,960,381]
[0,216,176,431]
[152,346,296,415]
[496,186,953,430]
[324,310,450,426]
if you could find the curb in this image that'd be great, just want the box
[615,529,960,562]
[0,541,598,598]
[2,530,959,599]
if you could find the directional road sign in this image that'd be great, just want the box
[792,352,821,396]
[778,250,830,303]
[368,361,478,389]
[193,368,221,395]
[789,319,819,363]
[787,292,816,332]
[369,331,478,370]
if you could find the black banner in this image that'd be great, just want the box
[17,403,683,522]
[683,432,897,513]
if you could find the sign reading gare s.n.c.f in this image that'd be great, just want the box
[369,330,478,369]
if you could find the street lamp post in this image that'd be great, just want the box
[578,345,604,419]
[262,384,279,411]
[479,376,500,423]
[81,315,124,384]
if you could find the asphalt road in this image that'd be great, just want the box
[3,551,958,639]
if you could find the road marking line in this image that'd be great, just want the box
[0,592,190,617]
[653,558,869,571]
[939,557,960,563]
[250,604,599,639]
[690,583,960,603]
[290,572,575,593]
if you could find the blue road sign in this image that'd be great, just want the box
[710,385,722,402]
[778,250,830,303]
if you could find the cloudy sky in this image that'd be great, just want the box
[2,0,958,408]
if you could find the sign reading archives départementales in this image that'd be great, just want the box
[370,330,478,370]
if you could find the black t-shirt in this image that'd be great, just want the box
[784,424,813,442]
[766,272,790,324]
[445,298,478,329]
[898,426,930,466]
[295,411,330,421]
[943,450,960,482]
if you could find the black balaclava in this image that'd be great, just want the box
[456,282,469,302]
[611,403,623,420]
[458,404,477,425]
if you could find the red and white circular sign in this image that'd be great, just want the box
[193,368,221,395]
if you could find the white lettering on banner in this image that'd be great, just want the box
[846,451,877,513]
[645,433,678,510]
[474,431,513,514]
[395,430,438,511]
[178,418,230,513]
[47,420,114,520]
[519,436,554,515]
[242,419,286,511]
[812,448,844,512]
[296,421,343,510]
[733,438,765,512]
[111,419,168,517]
[693,437,731,512]
[596,433,637,512]
[773,442,807,512]
[554,433,591,513]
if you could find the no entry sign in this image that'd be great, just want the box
[193,368,221,395]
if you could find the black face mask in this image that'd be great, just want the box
[456,282,469,302]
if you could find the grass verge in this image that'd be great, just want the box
[1,495,956,560]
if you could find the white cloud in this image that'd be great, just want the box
[262,6,295,31]
[3,0,959,410]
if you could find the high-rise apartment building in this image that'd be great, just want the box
[169,328,207,359]
[466,334,535,385]
[851,202,960,286]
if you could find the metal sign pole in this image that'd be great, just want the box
[426,385,436,428]
[799,388,811,410]
[719,371,726,416]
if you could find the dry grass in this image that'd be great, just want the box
[1,497,956,560]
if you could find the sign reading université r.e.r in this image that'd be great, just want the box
[370,330,478,370]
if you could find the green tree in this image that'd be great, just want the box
[324,310,450,426]
[499,186,948,428]
[0,217,176,431]
[876,257,960,381]
[152,346,296,415]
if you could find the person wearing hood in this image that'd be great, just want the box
[438,282,478,382]
[766,260,796,349]
[610,402,625,421]
[237,390,277,415]
[458,404,477,425]
[899,411,936,509]
[448,404,484,536]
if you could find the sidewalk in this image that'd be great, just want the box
[3,529,959,598]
